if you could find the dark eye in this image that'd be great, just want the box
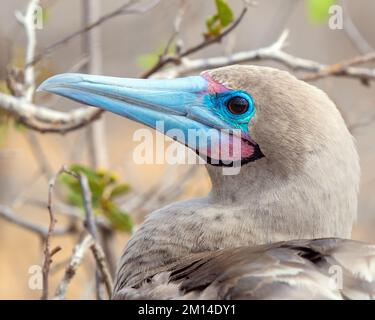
[226,96,249,115]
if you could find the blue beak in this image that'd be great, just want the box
[38,73,256,165]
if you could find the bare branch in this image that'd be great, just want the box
[62,169,115,299]
[41,166,66,300]
[54,234,94,300]
[28,0,161,67]
[63,170,98,239]
[0,92,104,133]
[90,241,114,297]
[141,6,248,78]
[17,0,39,101]
[152,30,375,83]
[53,233,113,300]
[0,204,74,236]
[160,0,187,58]
[300,52,375,82]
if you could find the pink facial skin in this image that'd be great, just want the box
[201,71,230,94]
[203,131,255,164]
[196,72,256,163]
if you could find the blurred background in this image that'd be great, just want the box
[0,0,374,299]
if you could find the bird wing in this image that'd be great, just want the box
[112,238,375,300]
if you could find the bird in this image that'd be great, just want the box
[39,65,375,299]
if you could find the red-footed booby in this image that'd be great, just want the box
[39,65,375,299]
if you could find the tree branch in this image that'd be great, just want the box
[152,30,375,83]
[141,6,248,78]
[300,52,375,82]
[90,241,114,297]
[41,166,66,300]
[53,233,113,299]
[62,169,115,299]
[0,204,74,236]
[28,0,161,67]
[54,234,94,300]
[0,92,104,133]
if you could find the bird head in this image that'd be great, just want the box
[38,65,356,176]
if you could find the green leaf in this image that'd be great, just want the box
[137,42,177,70]
[102,200,133,232]
[306,0,336,23]
[109,183,131,199]
[206,15,221,36]
[216,0,234,27]
[205,0,234,37]
[58,164,134,232]
[66,191,84,208]
[137,53,159,69]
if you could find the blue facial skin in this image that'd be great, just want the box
[204,90,255,135]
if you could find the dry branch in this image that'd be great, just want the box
[0,92,104,133]
[141,6,248,78]
[41,166,66,300]
[90,241,114,296]
[62,169,115,299]
[152,30,375,82]
[53,233,113,300]
[54,234,94,300]
[0,205,74,236]
[28,0,161,67]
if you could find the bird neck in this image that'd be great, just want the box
[206,150,358,241]
[117,146,359,288]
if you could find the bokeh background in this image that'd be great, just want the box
[0,0,374,299]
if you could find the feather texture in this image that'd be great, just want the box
[113,239,375,300]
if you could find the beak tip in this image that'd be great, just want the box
[37,73,84,93]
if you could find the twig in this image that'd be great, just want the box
[160,0,187,58]
[90,241,114,297]
[28,0,161,67]
[0,92,104,133]
[152,30,375,83]
[62,169,115,299]
[141,6,248,78]
[22,198,112,230]
[0,204,74,236]
[98,226,117,277]
[54,234,94,300]
[63,170,98,238]
[300,52,375,82]
[16,0,39,101]
[53,233,113,299]
[41,166,66,300]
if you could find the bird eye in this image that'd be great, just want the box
[226,96,249,115]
